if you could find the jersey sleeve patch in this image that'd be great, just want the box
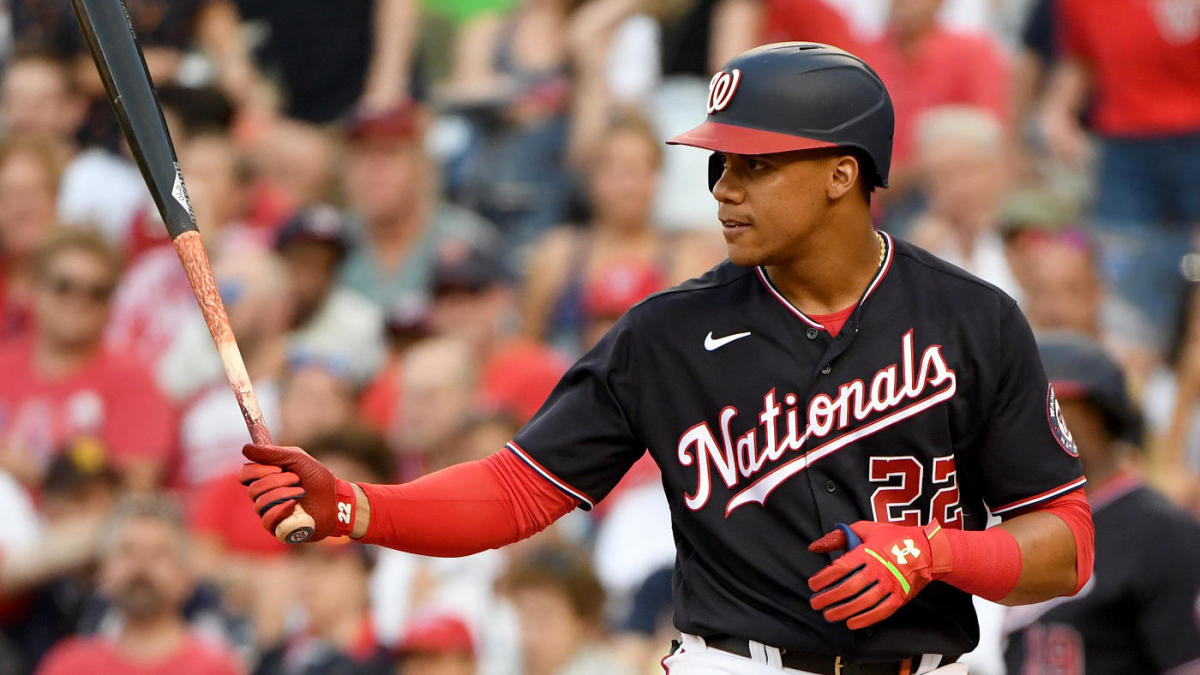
[1047,384,1080,457]
[990,476,1088,515]
[505,442,596,510]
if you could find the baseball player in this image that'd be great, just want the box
[240,43,1094,674]
[1005,333,1200,675]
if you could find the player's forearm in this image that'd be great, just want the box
[995,489,1094,604]
[924,490,1093,605]
[995,510,1079,604]
[351,452,576,556]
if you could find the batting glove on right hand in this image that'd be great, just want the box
[807,520,951,630]
[240,444,359,542]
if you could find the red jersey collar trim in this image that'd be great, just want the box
[754,231,894,330]
[1087,470,1142,512]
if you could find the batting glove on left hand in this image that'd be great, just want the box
[807,520,951,630]
[240,444,359,542]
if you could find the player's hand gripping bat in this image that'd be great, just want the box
[70,0,316,543]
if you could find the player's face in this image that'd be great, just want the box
[712,151,846,267]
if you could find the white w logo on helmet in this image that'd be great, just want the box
[707,69,742,114]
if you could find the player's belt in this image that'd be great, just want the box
[703,635,927,675]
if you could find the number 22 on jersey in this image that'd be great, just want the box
[869,455,963,528]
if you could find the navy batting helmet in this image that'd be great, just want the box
[667,42,895,188]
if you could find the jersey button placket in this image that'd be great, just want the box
[824,480,836,493]
[806,327,819,340]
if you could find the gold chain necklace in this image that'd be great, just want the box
[875,231,886,269]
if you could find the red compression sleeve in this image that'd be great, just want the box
[1033,488,1094,594]
[357,450,578,557]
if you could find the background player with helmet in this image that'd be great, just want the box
[1004,333,1200,675]
[240,42,1094,674]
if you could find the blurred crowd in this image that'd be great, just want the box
[0,0,1198,673]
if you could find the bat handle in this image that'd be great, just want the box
[275,505,316,544]
[171,232,316,545]
[248,420,317,544]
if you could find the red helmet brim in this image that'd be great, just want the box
[666,120,838,156]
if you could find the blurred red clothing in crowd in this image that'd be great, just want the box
[0,260,33,342]
[865,26,1009,168]
[189,471,289,557]
[1059,0,1200,136]
[763,0,862,53]
[360,337,568,435]
[479,339,570,423]
[36,634,242,675]
[0,337,175,476]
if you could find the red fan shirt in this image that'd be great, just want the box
[1059,0,1200,136]
[0,338,176,474]
[36,634,242,675]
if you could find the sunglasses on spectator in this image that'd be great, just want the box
[44,275,114,303]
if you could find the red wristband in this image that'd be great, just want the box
[333,480,357,537]
[938,525,1022,602]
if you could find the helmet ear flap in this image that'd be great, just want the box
[708,153,724,192]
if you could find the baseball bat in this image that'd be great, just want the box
[70,0,315,544]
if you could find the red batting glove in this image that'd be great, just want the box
[808,520,951,630]
[239,444,359,542]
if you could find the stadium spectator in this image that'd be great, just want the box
[1013,224,1160,396]
[392,611,478,675]
[2,445,119,670]
[578,259,667,352]
[0,136,63,341]
[392,336,479,476]
[1004,334,1200,673]
[906,106,1020,298]
[0,229,175,489]
[276,205,385,386]
[1145,284,1200,513]
[435,0,582,250]
[863,0,1010,196]
[107,128,264,387]
[235,0,419,123]
[250,120,339,215]
[13,0,264,138]
[429,240,568,424]
[1040,0,1200,344]
[339,103,498,309]
[35,496,242,675]
[637,0,762,233]
[503,544,634,675]
[449,412,521,465]
[760,0,862,51]
[255,541,389,675]
[0,52,147,244]
[609,566,674,675]
[520,113,709,354]
[357,297,432,434]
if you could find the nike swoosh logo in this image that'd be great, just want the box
[705,331,752,351]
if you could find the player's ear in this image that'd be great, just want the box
[827,154,859,201]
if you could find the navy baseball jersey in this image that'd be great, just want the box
[1004,476,1200,674]
[508,234,1085,659]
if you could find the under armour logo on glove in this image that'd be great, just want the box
[808,520,950,630]
[892,539,921,564]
